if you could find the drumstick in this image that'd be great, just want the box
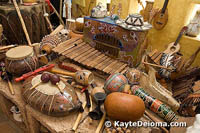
[72,101,87,131]
[0,45,16,51]
[55,82,64,94]
[95,112,106,133]
[89,95,93,124]
[42,0,53,32]
[13,0,32,46]
[30,82,41,90]
[8,80,14,95]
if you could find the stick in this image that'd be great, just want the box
[13,0,32,46]
[72,101,87,131]
[0,45,16,51]
[142,61,172,70]
[50,24,64,35]
[95,112,106,133]
[59,0,63,18]
[8,80,14,95]
[50,3,65,25]
[30,82,41,90]
[144,111,169,133]
[43,0,53,32]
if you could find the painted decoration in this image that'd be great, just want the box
[83,16,148,66]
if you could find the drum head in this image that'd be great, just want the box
[76,18,84,23]
[6,46,33,60]
[32,75,66,95]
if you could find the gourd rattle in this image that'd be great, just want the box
[49,68,94,85]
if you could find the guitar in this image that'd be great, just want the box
[153,0,169,30]
[159,26,188,78]
[163,26,188,55]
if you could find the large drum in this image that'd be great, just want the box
[22,74,82,116]
[5,46,38,76]
[0,3,50,44]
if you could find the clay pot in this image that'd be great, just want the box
[104,92,145,122]
[104,73,128,94]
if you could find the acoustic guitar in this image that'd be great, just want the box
[153,0,169,30]
[163,26,188,55]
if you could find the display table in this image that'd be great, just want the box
[0,62,192,133]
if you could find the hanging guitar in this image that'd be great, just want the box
[159,26,188,78]
[153,0,169,30]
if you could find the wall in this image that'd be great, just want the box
[148,0,200,66]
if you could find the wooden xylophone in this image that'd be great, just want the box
[52,38,129,75]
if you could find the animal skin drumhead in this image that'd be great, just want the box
[32,75,66,95]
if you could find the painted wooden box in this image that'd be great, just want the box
[83,16,149,67]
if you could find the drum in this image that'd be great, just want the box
[104,73,128,94]
[0,3,50,44]
[75,18,84,32]
[22,74,82,116]
[5,46,39,76]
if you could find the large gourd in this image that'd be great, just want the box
[104,92,145,121]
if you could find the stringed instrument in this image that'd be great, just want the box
[159,26,188,78]
[163,26,188,55]
[153,0,169,30]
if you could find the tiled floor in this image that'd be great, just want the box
[0,107,23,133]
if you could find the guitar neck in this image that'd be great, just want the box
[161,0,169,14]
[174,31,184,46]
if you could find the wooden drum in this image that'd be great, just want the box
[5,46,38,76]
[104,73,128,94]
[22,74,82,116]
[75,18,84,32]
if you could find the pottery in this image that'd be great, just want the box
[104,92,145,122]
[104,73,128,94]
[91,87,105,102]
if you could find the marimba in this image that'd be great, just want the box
[53,38,129,75]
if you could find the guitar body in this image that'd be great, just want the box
[153,9,168,30]
[164,42,180,54]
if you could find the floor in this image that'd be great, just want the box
[0,107,23,133]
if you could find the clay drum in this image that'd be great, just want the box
[22,74,82,116]
[5,46,38,76]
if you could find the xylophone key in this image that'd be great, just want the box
[91,55,107,68]
[78,50,99,63]
[103,60,118,73]
[62,42,86,56]
[87,54,104,67]
[109,61,124,74]
[58,39,83,54]
[99,58,114,71]
[70,44,91,59]
[96,57,111,70]
[53,37,80,52]
[82,51,102,65]
[74,48,95,61]
[114,64,128,73]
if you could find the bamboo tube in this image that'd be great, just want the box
[13,0,32,46]
[72,102,87,131]
[95,112,106,133]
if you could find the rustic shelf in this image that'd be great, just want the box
[0,79,29,132]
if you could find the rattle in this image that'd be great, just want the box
[49,68,94,86]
